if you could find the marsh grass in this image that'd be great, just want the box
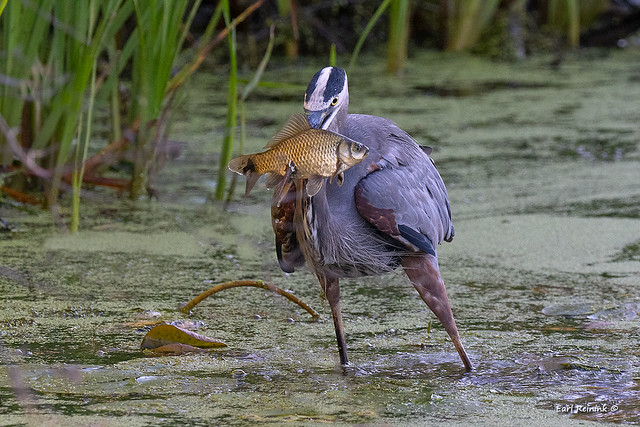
[0,0,130,222]
[549,0,580,47]
[277,0,298,59]
[444,0,501,51]
[224,25,275,205]
[0,0,265,228]
[546,0,608,47]
[127,0,202,199]
[386,0,410,74]
[348,0,391,71]
[347,0,410,74]
[71,52,97,233]
[215,1,238,202]
[329,43,337,67]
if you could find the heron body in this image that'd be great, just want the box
[271,67,472,370]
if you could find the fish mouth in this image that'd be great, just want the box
[305,108,336,130]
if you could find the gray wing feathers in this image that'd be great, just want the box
[353,123,454,251]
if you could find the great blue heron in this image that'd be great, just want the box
[270,67,472,370]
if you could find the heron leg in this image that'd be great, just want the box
[402,254,472,371]
[319,274,349,365]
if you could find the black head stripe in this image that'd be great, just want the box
[305,69,322,102]
[323,67,346,102]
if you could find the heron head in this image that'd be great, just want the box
[303,67,349,130]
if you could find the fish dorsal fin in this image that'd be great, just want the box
[306,175,324,197]
[266,113,311,148]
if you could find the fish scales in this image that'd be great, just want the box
[253,129,342,178]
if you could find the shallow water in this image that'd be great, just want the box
[1,49,640,425]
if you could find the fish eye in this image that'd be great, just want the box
[331,97,339,106]
[351,144,362,153]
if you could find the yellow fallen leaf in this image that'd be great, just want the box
[141,324,226,350]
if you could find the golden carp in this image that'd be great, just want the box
[228,113,369,196]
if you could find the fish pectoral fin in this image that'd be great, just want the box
[264,173,281,189]
[328,169,345,186]
[306,175,325,197]
[267,161,297,190]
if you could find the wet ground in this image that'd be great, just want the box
[1,49,639,425]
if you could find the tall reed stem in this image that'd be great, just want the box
[387,0,410,74]
[445,0,500,51]
[71,2,100,233]
[215,2,238,201]
[71,59,97,233]
[224,24,274,205]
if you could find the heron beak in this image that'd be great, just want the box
[305,109,332,130]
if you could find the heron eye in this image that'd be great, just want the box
[331,97,339,106]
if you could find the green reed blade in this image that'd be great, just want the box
[348,0,392,72]
[215,0,237,201]
[241,24,275,102]
[446,0,500,51]
[329,43,337,67]
[387,0,410,74]
[225,24,275,204]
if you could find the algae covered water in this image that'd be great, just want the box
[1,50,640,425]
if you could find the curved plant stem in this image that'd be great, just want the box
[182,280,321,320]
[348,0,392,72]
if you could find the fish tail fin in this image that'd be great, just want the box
[228,154,253,175]
[228,155,260,196]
